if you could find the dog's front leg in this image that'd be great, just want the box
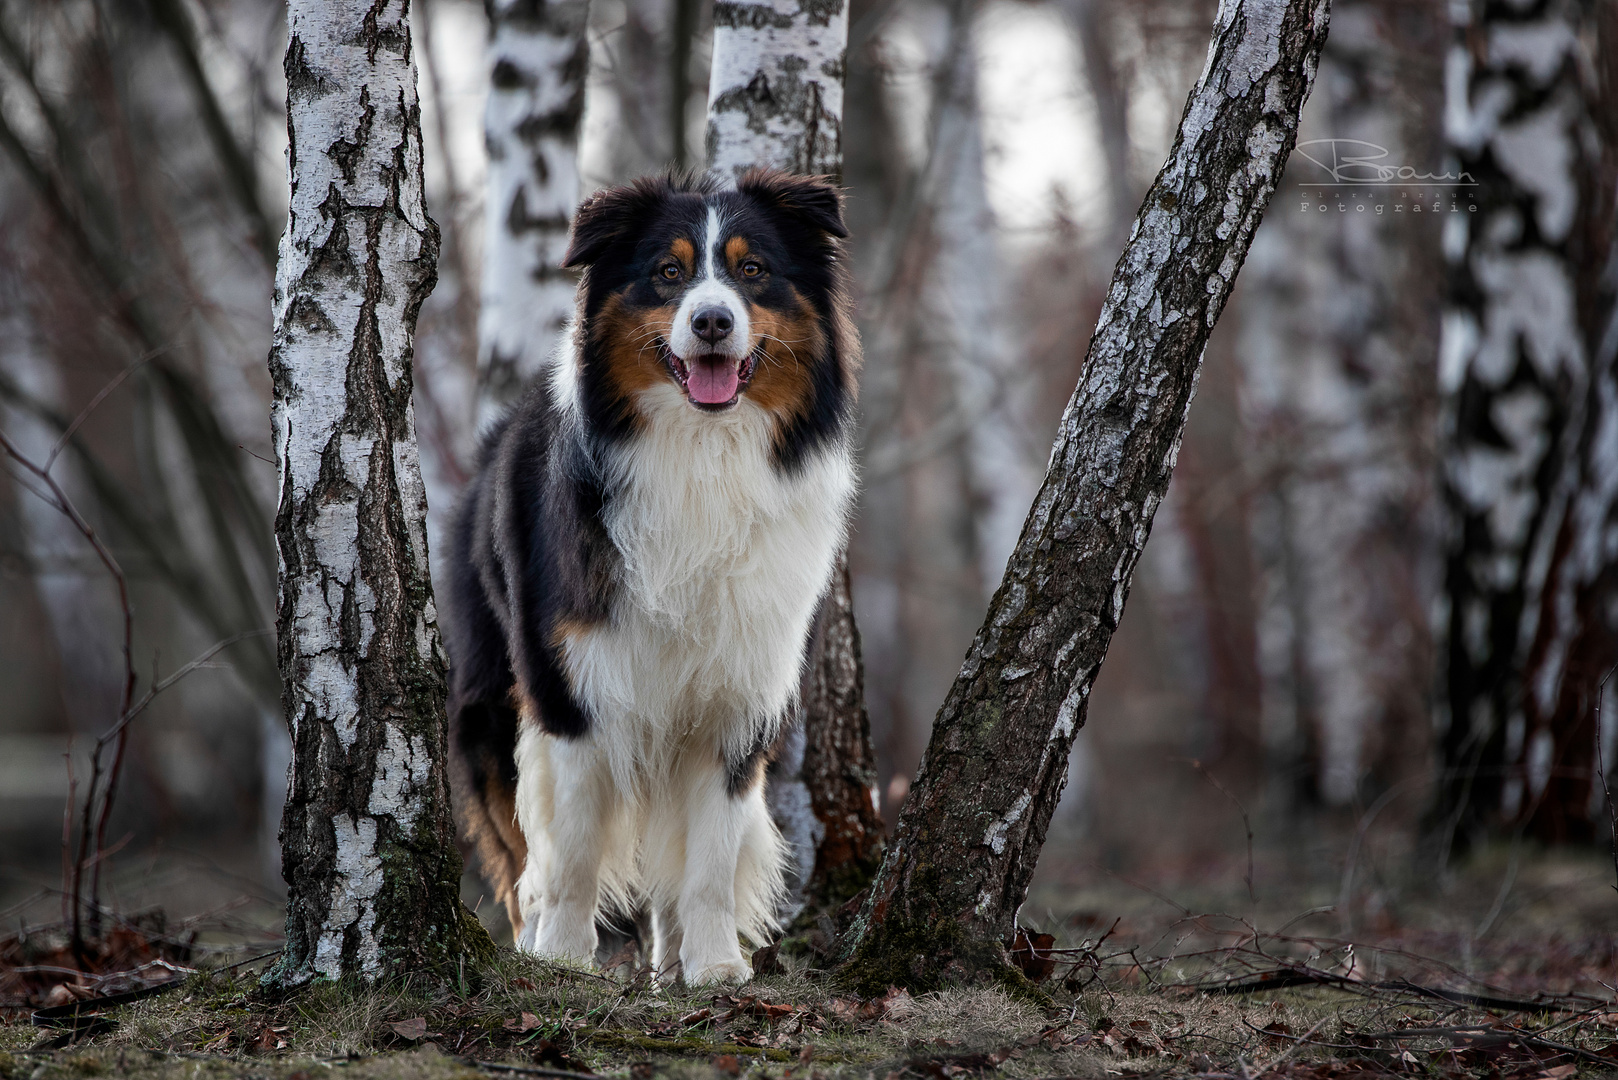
[677,756,753,985]
[524,734,610,963]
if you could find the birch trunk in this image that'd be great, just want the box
[267,0,492,986]
[1433,0,1614,851]
[706,0,846,182]
[476,0,589,422]
[1507,0,1617,845]
[706,0,885,925]
[1238,0,1442,813]
[837,0,1329,991]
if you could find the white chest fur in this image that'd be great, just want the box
[556,381,854,775]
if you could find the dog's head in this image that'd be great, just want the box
[560,169,856,459]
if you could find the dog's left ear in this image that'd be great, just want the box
[737,169,848,239]
[562,179,666,268]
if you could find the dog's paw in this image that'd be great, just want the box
[683,957,751,986]
[515,915,540,954]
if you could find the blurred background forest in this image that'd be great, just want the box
[0,0,1615,972]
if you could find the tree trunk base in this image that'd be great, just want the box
[259,904,495,996]
[837,911,1048,1003]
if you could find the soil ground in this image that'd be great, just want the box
[4,845,1618,1080]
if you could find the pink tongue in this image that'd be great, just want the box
[687,357,740,404]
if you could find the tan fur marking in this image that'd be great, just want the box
[594,294,678,420]
[460,695,530,937]
[670,237,695,274]
[728,750,768,795]
[724,237,751,265]
[746,290,822,422]
[549,616,596,651]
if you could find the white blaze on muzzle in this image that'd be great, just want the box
[669,207,753,406]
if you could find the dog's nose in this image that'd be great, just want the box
[691,306,733,345]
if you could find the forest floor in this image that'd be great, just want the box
[3,845,1618,1080]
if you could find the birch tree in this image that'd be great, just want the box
[477,0,590,422]
[706,0,885,924]
[706,0,846,182]
[837,0,1330,991]
[267,0,491,986]
[1433,0,1616,851]
[1237,0,1441,813]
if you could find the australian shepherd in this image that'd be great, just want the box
[445,170,858,985]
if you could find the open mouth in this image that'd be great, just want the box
[659,341,757,410]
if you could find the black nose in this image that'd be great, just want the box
[691,306,733,345]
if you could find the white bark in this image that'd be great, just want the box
[707,0,848,180]
[270,0,480,984]
[477,0,589,422]
[1435,0,1602,840]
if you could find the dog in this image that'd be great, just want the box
[445,169,858,985]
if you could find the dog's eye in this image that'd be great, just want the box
[740,261,762,278]
[660,264,681,281]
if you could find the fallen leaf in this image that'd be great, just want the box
[726,995,796,1020]
[1007,928,1057,982]
[504,1011,542,1032]
[1129,1019,1154,1032]
[680,1008,714,1026]
[511,977,537,991]
[44,983,90,1007]
[712,1053,743,1076]
[752,941,783,977]
[1536,1067,1577,1080]
[390,1017,428,1041]
[872,985,913,1019]
[629,1064,654,1080]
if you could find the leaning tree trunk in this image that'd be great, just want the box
[476,0,589,422]
[706,0,885,926]
[266,0,493,987]
[837,0,1330,992]
[1432,0,1615,853]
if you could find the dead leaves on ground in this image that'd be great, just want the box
[646,991,847,1048]
[379,1004,593,1073]
[0,909,195,1010]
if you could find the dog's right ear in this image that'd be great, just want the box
[561,181,661,269]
